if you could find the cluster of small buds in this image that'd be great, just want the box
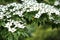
[5,19,26,33]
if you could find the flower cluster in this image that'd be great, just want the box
[5,19,25,33]
[34,3,60,18]
[21,0,60,19]
[0,2,24,19]
[0,0,60,33]
[0,2,26,33]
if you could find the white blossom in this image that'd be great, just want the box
[8,28,16,33]
[10,9,13,12]
[14,11,23,17]
[54,1,60,6]
[0,12,5,19]
[5,20,26,32]
[7,15,11,18]
[14,21,25,28]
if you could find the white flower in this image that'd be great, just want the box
[54,20,60,24]
[0,15,3,19]
[0,12,5,19]
[5,19,25,33]
[10,2,17,6]
[17,4,23,9]
[29,8,34,11]
[54,1,60,6]
[35,11,42,18]
[5,20,16,33]
[2,8,6,12]
[12,7,16,11]
[7,15,11,18]
[34,14,40,18]
[5,7,8,10]
[7,4,10,7]
[10,9,13,12]
[8,27,16,33]
[55,10,60,15]
[27,9,30,12]
[5,21,13,28]
[14,21,25,28]
[14,11,23,17]
[49,16,54,20]
[6,12,11,15]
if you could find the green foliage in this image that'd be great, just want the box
[0,0,17,4]
[23,11,38,24]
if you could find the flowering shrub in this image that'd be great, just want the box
[0,0,60,40]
